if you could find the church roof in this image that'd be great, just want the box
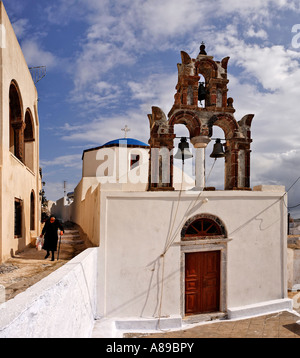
[102,138,149,147]
[82,137,149,159]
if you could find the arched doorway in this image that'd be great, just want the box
[181,214,228,316]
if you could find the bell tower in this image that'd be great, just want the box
[148,44,254,191]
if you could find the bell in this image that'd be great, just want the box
[210,138,225,158]
[198,82,207,102]
[174,137,193,163]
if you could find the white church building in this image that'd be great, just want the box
[0,5,295,338]
[51,44,293,329]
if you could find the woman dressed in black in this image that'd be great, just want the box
[41,216,64,261]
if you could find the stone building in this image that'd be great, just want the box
[0,2,41,262]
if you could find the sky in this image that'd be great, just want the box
[5,0,300,217]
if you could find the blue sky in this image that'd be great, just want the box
[5,0,300,217]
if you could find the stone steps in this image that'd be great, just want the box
[60,227,84,245]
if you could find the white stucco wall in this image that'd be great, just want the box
[0,3,41,262]
[97,187,290,320]
[0,248,98,338]
[81,146,195,193]
[287,248,300,291]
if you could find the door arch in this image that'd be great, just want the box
[181,214,228,316]
[181,213,227,240]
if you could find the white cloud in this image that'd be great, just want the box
[28,0,300,209]
[43,180,77,201]
[11,18,29,39]
[246,26,268,40]
[47,0,300,113]
[70,80,122,110]
[128,72,177,111]
[21,39,57,68]
[40,154,82,169]
[61,71,178,147]
[60,108,150,146]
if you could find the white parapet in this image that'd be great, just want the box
[227,298,293,320]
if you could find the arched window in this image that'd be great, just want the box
[24,109,35,171]
[30,191,35,230]
[182,214,226,240]
[185,218,222,237]
[9,81,24,162]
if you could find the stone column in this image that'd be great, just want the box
[191,136,211,191]
[194,147,205,190]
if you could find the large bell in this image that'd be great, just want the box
[198,82,207,103]
[174,137,193,163]
[210,138,225,158]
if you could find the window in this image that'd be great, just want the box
[130,154,140,170]
[14,198,23,238]
[24,110,35,171]
[9,82,24,162]
[185,218,222,237]
[181,215,226,240]
[30,191,35,230]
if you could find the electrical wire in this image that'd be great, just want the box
[284,175,300,210]
[156,158,217,329]
[163,158,217,254]
[156,163,299,328]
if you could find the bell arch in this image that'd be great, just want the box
[169,110,201,139]
[195,58,218,79]
[207,113,252,190]
[148,44,254,191]
[208,114,239,139]
[9,80,25,162]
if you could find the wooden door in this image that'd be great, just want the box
[185,251,220,315]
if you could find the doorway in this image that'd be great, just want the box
[185,250,220,315]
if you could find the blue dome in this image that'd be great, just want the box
[102,137,149,147]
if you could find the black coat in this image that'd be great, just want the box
[42,219,64,252]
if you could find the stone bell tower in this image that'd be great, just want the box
[148,43,254,191]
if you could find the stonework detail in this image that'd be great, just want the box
[148,44,254,191]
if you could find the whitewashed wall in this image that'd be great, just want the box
[0,248,98,338]
[287,247,300,291]
[97,187,291,320]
